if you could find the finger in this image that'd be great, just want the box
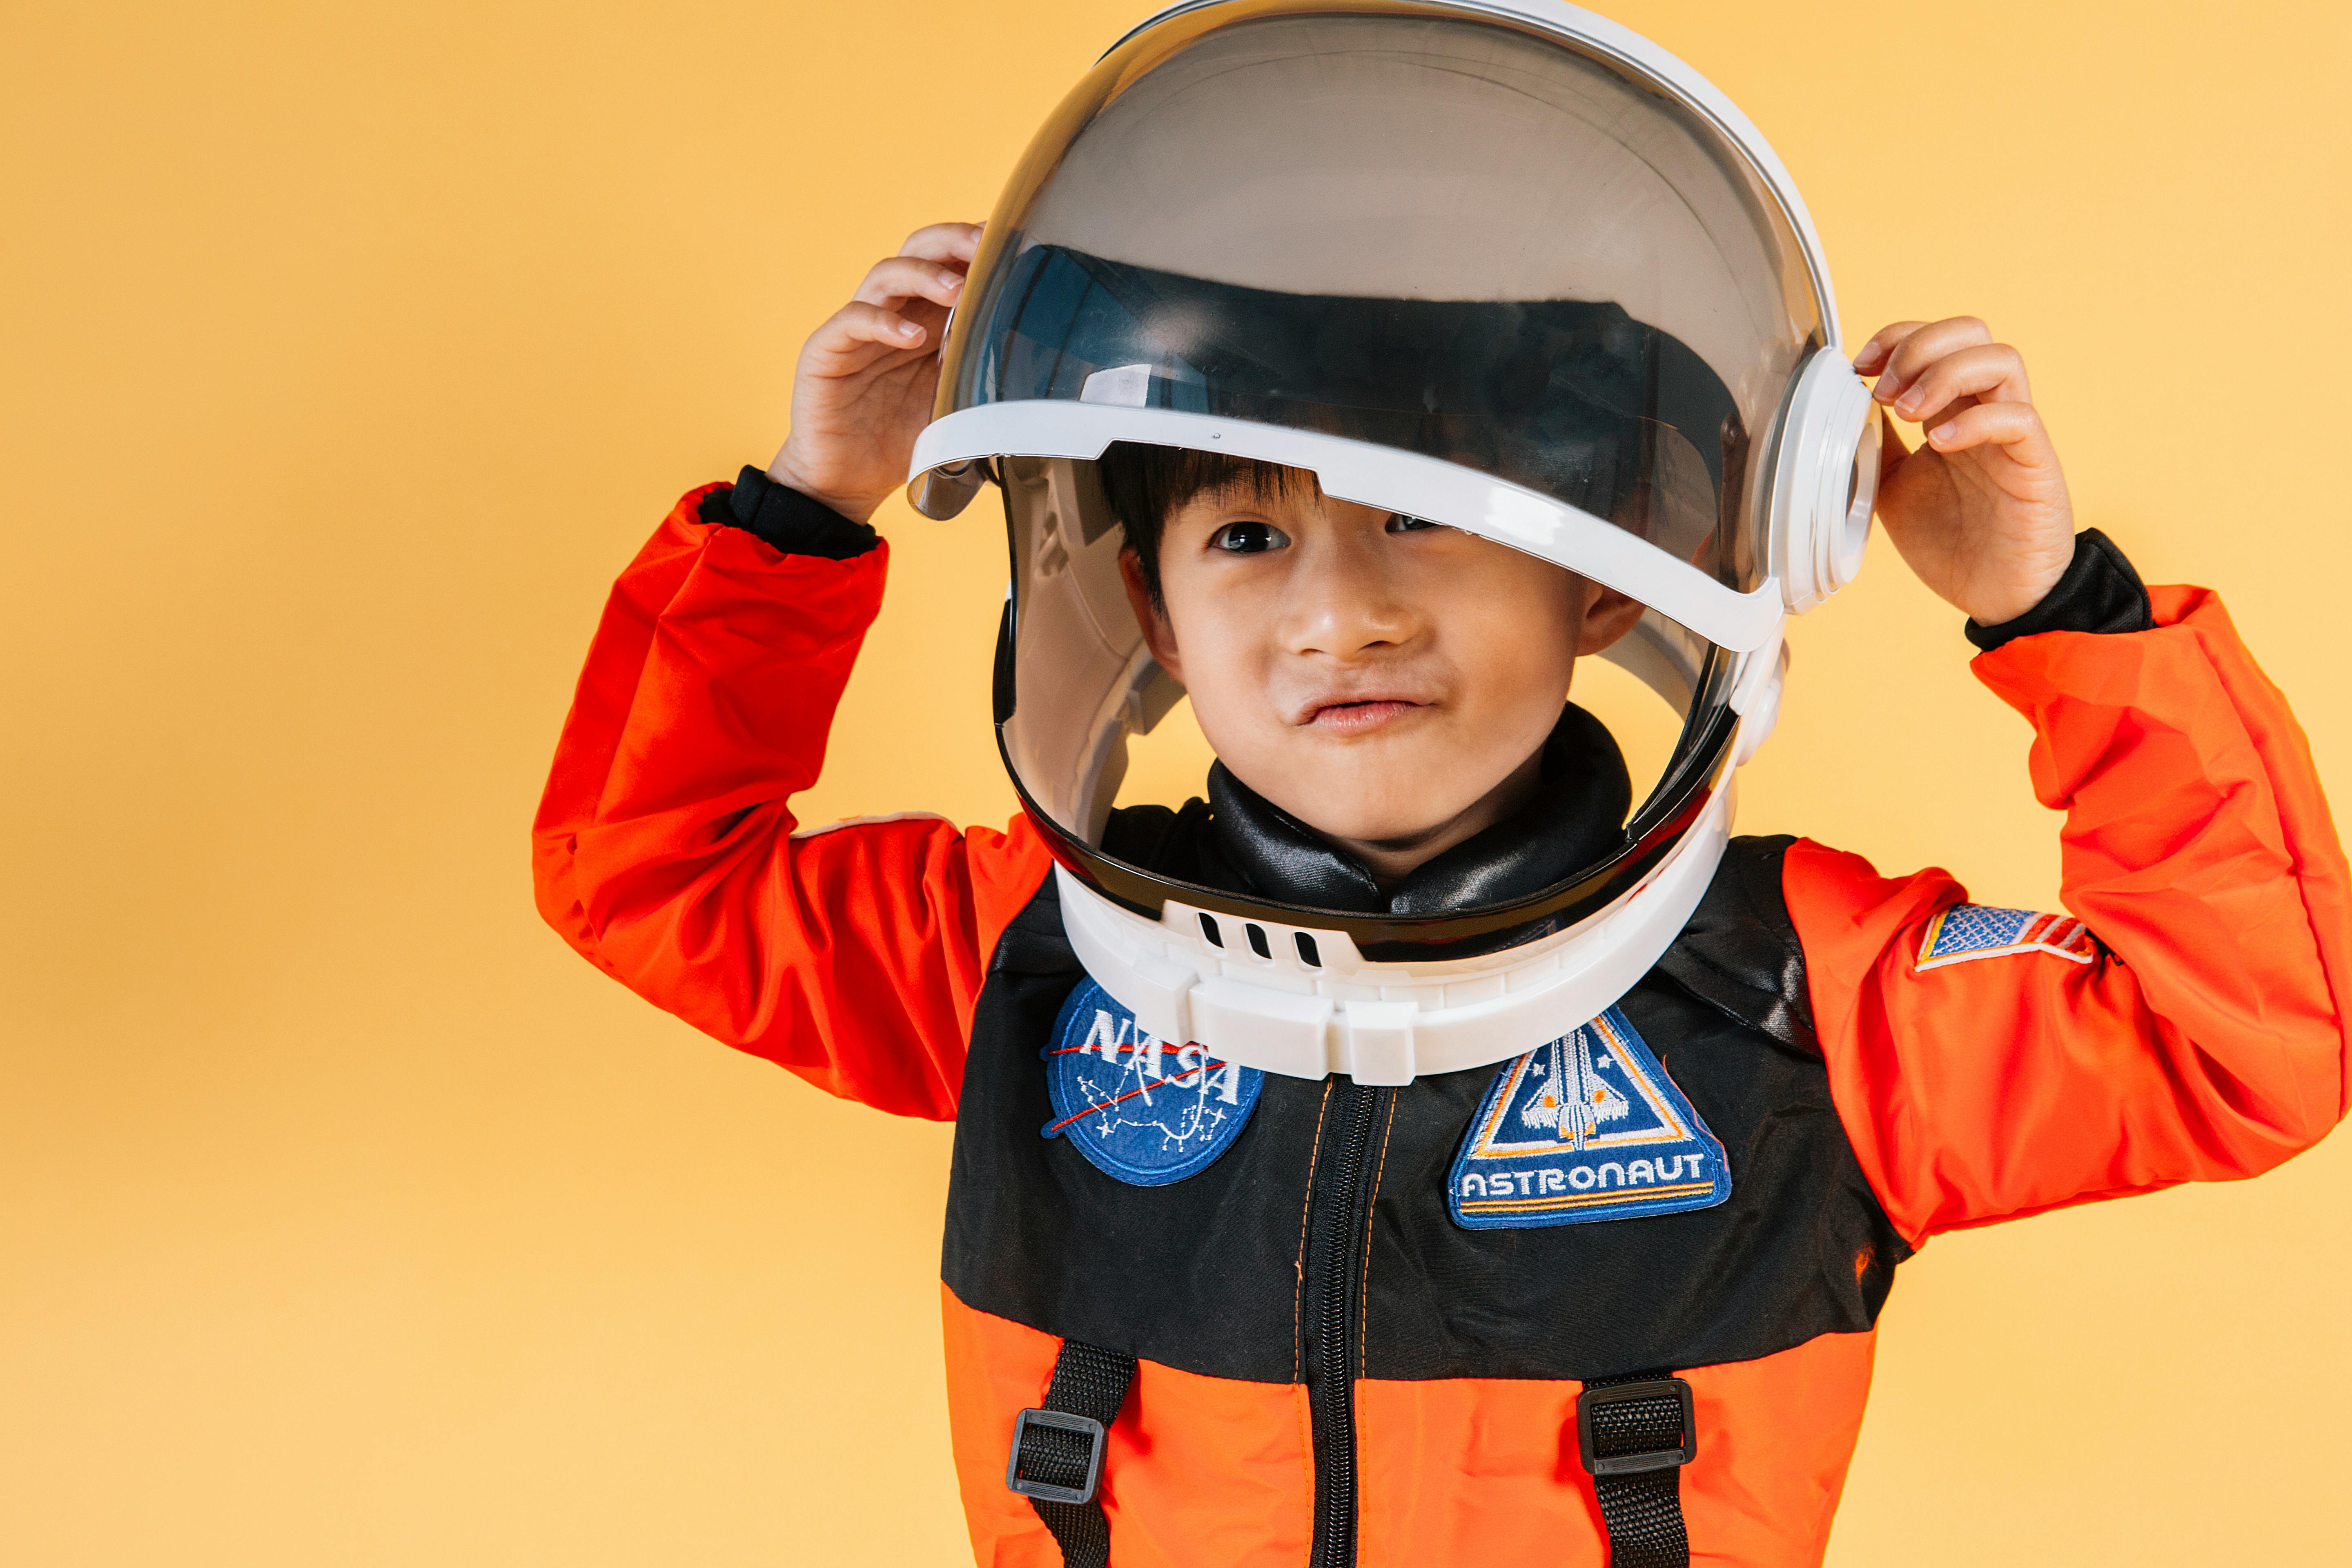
[805,299,930,366]
[854,254,967,311]
[1852,321,1927,376]
[898,221,984,264]
[1890,342,2031,425]
[1872,316,1993,405]
[1923,400,2055,465]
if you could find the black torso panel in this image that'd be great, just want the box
[940,837,1908,1384]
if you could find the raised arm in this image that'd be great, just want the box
[1783,317,2352,1243]
[532,220,1056,1118]
[1791,571,2350,1243]
[532,477,1050,1119]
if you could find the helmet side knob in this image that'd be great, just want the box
[1768,352,1881,614]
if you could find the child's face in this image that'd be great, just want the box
[1120,481,1643,857]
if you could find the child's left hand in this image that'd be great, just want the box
[1855,317,2076,626]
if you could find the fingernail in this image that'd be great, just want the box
[898,321,922,339]
[1929,421,1957,445]
[1873,376,1899,403]
[940,270,963,289]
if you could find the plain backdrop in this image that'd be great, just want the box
[4,1,2348,1562]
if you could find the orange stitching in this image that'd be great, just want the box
[1359,1092,1398,1381]
[1292,1081,1334,1385]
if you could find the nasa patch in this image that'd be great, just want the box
[1448,1007,1731,1229]
[1042,978,1265,1187]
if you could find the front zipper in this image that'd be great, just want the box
[1302,1080,1383,1568]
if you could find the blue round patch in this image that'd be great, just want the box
[1042,979,1265,1186]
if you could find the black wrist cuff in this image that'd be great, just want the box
[698,466,879,560]
[1964,528,2153,652]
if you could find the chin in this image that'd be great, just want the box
[1267,784,1485,848]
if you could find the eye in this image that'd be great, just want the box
[1208,519,1291,554]
[1386,513,1441,533]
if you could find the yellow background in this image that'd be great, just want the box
[4,1,2348,1561]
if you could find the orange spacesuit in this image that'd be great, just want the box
[534,481,2348,1566]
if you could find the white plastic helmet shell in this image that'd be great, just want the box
[902,0,1871,1083]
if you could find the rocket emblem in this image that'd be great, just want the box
[1448,1007,1731,1229]
[1516,1029,1633,1140]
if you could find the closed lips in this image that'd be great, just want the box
[1299,698,1428,734]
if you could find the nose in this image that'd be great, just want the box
[1279,521,1422,660]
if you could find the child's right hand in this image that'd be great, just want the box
[765,221,982,524]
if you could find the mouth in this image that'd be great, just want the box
[1299,697,1428,736]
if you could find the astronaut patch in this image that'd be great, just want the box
[1448,1007,1731,1229]
[1042,978,1265,1186]
[1915,904,2098,970]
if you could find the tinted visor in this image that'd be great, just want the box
[965,245,1745,580]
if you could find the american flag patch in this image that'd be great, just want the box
[1916,904,2100,971]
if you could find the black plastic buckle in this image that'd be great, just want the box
[1576,1377,1697,1477]
[1005,1407,1108,1505]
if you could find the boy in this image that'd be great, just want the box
[533,5,2347,1564]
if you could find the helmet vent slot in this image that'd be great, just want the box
[1294,932,1321,968]
[1245,923,1272,960]
[1198,912,1225,948]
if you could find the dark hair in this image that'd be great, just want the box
[1094,443,1321,611]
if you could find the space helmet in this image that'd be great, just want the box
[908,0,1879,1085]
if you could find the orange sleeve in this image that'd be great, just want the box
[530,484,1054,1121]
[1786,585,2352,1245]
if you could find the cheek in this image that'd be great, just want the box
[1156,590,1275,755]
[1452,567,1584,704]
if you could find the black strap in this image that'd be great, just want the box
[1008,1339,1136,1568]
[1578,1372,1697,1568]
